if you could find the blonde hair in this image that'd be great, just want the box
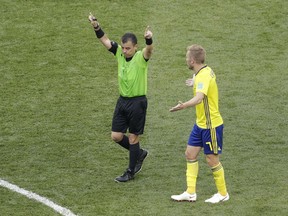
[187,44,206,64]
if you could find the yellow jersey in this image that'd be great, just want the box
[193,66,223,129]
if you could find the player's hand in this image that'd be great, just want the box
[185,78,194,87]
[88,12,100,29]
[186,74,195,87]
[144,26,153,39]
[169,101,185,112]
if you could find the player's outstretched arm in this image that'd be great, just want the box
[169,92,204,112]
[143,26,153,60]
[169,101,185,112]
[88,13,112,50]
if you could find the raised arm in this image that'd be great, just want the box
[143,26,153,60]
[88,13,112,50]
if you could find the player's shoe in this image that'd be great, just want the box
[205,193,229,203]
[134,149,148,174]
[114,168,134,183]
[171,192,197,202]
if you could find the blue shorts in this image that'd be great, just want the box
[188,124,224,155]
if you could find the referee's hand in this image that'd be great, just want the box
[144,26,153,39]
[88,13,100,29]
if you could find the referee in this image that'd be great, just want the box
[88,13,153,182]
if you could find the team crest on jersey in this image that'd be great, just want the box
[197,82,204,90]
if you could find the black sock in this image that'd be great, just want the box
[116,135,130,150]
[129,143,140,173]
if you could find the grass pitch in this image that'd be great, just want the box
[1,0,287,215]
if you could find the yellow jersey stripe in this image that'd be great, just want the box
[210,128,218,154]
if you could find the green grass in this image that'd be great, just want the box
[1,0,287,215]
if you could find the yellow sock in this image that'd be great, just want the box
[212,163,227,196]
[186,160,198,194]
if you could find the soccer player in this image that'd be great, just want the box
[169,45,229,203]
[88,13,153,182]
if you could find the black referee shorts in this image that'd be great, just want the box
[112,95,147,135]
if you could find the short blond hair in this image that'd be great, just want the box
[187,44,206,64]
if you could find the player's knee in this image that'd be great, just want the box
[111,132,123,143]
[206,154,219,167]
[185,150,197,161]
[128,134,139,144]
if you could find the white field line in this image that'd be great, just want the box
[0,179,78,216]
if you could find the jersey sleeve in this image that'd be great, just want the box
[140,49,149,64]
[195,72,211,95]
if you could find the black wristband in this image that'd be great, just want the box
[145,38,153,45]
[95,28,105,39]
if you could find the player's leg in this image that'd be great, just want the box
[206,154,228,196]
[111,132,129,150]
[185,145,201,195]
[170,148,200,202]
[111,97,134,182]
[115,96,148,182]
[128,96,148,175]
[111,97,129,150]
[171,124,202,202]
[203,125,229,203]
[127,133,140,174]
[114,133,140,183]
